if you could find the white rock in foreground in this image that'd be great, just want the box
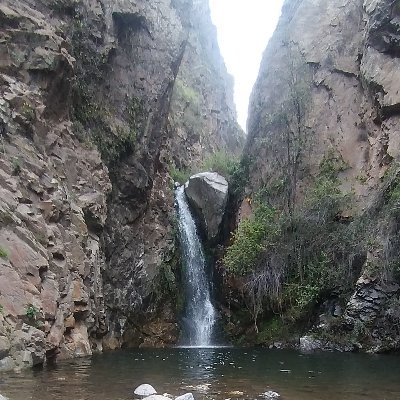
[175,393,195,400]
[134,384,157,397]
[142,396,170,400]
[261,390,280,399]
[0,395,9,400]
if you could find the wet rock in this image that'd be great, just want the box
[175,394,195,400]
[261,391,280,399]
[343,270,400,351]
[184,172,228,241]
[141,396,169,400]
[134,384,157,398]
[299,335,324,352]
[227,391,243,396]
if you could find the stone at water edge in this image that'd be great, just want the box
[299,335,323,352]
[0,395,9,400]
[142,396,171,400]
[134,384,157,397]
[260,390,280,399]
[175,393,195,400]
[184,172,228,242]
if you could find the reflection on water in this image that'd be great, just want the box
[1,348,400,400]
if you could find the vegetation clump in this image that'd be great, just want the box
[0,246,8,259]
[25,304,39,320]
[223,149,360,336]
[168,163,191,185]
[224,201,280,276]
[11,157,22,175]
[70,17,142,166]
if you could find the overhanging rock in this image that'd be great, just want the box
[184,172,228,242]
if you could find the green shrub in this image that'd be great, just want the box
[200,151,240,179]
[92,126,136,166]
[355,174,368,184]
[11,157,21,175]
[20,102,35,122]
[25,304,39,320]
[281,283,319,321]
[318,149,348,179]
[168,163,191,184]
[224,203,279,276]
[0,246,8,259]
[228,155,252,198]
[256,316,289,344]
[173,79,200,107]
[305,150,350,219]
[223,149,360,334]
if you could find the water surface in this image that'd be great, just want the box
[1,348,400,400]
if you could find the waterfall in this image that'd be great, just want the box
[175,185,216,347]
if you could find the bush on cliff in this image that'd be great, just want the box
[223,151,361,333]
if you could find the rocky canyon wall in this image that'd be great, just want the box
[0,0,242,370]
[225,0,400,351]
[166,0,243,172]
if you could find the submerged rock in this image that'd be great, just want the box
[134,384,157,397]
[184,172,228,241]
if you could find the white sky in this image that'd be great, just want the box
[209,0,284,132]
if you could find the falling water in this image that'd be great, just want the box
[175,185,216,347]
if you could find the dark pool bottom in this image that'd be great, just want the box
[1,347,400,400]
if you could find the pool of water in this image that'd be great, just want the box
[1,348,399,400]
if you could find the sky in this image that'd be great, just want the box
[209,0,284,132]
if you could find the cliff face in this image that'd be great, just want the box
[166,0,244,172]
[0,0,241,370]
[227,0,400,351]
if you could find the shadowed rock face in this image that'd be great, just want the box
[238,0,400,352]
[0,0,241,370]
[184,172,229,242]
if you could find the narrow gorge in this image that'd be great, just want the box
[0,0,400,398]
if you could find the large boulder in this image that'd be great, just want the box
[184,172,229,241]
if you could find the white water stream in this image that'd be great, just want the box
[175,186,216,347]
